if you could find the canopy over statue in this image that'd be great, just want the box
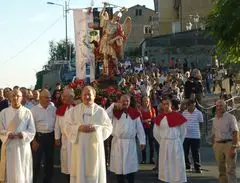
[99,3,132,76]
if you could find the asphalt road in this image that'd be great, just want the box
[38,146,240,183]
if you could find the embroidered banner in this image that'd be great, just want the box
[73,9,99,82]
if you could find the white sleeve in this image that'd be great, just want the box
[54,116,61,140]
[136,117,146,145]
[179,123,186,143]
[52,107,57,130]
[230,114,239,132]
[0,111,9,144]
[106,103,115,120]
[153,124,161,144]
[21,111,36,143]
[99,109,113,141]
[65,108,81,144]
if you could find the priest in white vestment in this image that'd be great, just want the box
[0,89,36,183]
[65,86,113,183]
[153,97,187,183]
[55,88,75,182]
[106,94,146,183]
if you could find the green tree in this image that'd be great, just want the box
[48,40,75,61]
[206,0,240,63]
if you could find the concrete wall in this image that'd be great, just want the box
[146,46,213,69]
[141,30,215,69]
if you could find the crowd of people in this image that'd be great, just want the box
[0,61,239,183]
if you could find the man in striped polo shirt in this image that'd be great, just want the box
[182,100,204,173]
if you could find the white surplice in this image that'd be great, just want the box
[65,103,112,183]
[106,103,146,175]
[55,107,73,174]
[153,116,187,183]
[0,106,36,183]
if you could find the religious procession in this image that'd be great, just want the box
[1,0,240,183]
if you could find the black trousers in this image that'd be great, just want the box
[33,132,54,183]
[66,174,70,183]
[154,138,159,169]
[183,138,201,170]
[116,173,135,183]
[104,135,112,166]
[142,126,154,163]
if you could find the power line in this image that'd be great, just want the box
[2,15,63,65]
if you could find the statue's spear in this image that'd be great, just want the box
[102,2,122,8]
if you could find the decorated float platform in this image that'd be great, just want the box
[68,75,141,108]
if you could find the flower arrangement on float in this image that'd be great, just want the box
[67,78,142,108]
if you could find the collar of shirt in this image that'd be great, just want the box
[38,103,53,110]
[215,112,227,119]
[187,108,198,114]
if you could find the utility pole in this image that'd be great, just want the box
[47,1,70,61]
[65,1,69,61]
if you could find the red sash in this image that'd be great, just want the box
[154,111,186,127]
[113,107,140,120]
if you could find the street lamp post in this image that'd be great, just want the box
[47,1,69,61]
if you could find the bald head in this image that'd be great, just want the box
[62,88,75,104]
[40,89,50,97]
[82,86,96,97]
[39,89,51,108]
[63,88,75,97]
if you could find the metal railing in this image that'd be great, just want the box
[197,96,240,143]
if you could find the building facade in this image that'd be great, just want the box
[121,5,159,55]
[153,0,213,35]
[140,30,216,69]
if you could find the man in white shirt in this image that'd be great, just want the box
[182,100,204,173]
[140,79,152,97]
[31,89,56,183]
[212,100,239,183]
